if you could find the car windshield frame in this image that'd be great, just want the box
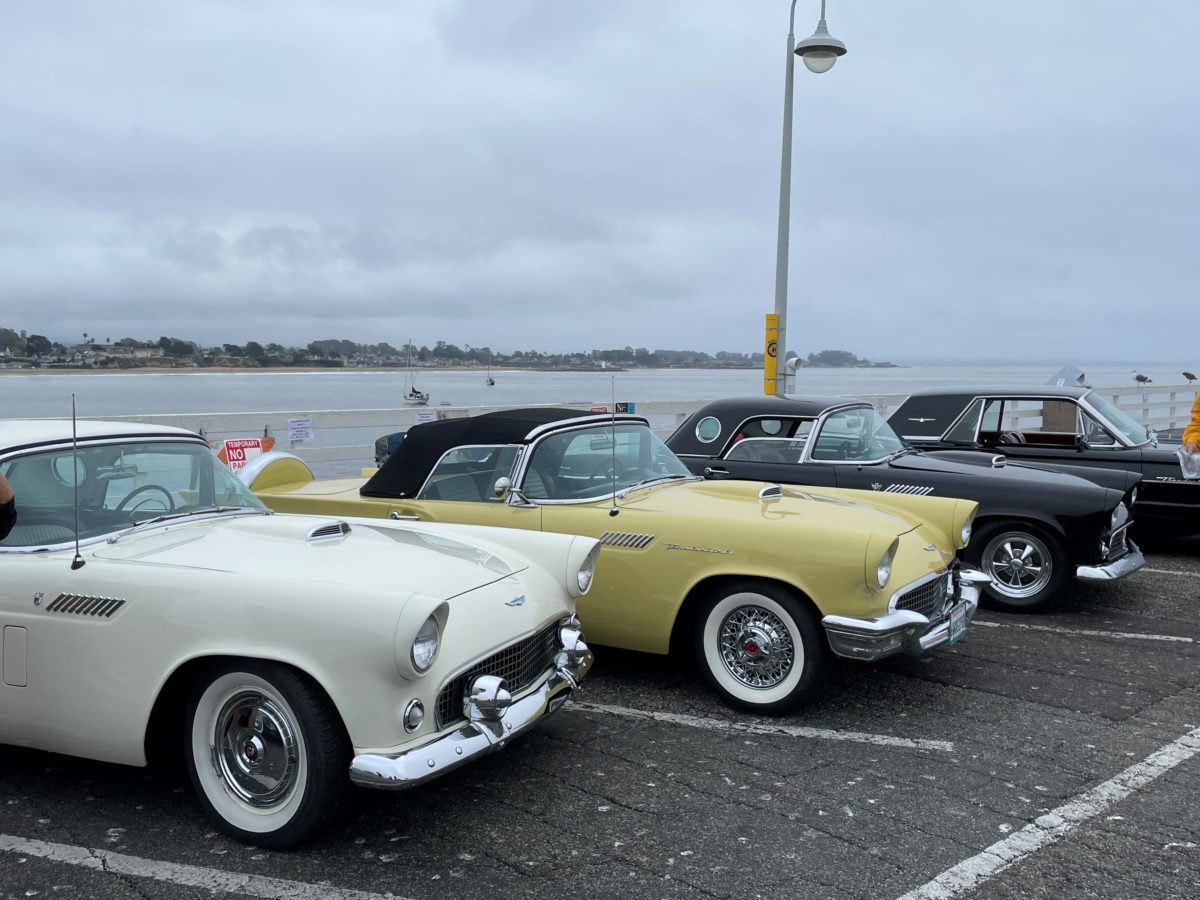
[0,436,269,552]
[802,404,909,465]
[1081,392,1152,447]
[515,422,696,505]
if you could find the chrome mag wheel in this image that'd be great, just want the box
[982,531,1053,599]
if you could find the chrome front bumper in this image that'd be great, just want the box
[1076,541,1145,583]
[820,567,989,663]
[350,628,593,791]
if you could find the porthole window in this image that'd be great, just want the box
[695,416,722,444]
[52,455,87,487]
[760,419,784,436]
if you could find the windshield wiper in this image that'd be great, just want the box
[886,447,920,461]
[617,473,695,497]
[108,506,269,544]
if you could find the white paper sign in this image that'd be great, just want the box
[287,416,314,442]
[414,411,437,424]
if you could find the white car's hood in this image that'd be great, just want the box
[91,513,522,599]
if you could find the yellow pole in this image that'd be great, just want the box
[763,313,779,396]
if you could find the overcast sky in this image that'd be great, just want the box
[1,1,1197,362]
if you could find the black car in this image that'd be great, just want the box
[668,395,1144,610]
[889,386,1199,536]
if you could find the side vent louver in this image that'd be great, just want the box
[759,484,784,500]
[883,484,936,496]
[600,530,655,550]
[46,594,126,618]
[307,521,352,542]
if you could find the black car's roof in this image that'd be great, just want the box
[903,385,1090,400]
[890,386,1092,438]
[669,395,869,456]
[361,408,646,499]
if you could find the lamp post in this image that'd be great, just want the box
[770,0,846,396]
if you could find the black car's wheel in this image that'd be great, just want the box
[694,580,828,714]
[184,661,350,849]
[968,522,1069,611]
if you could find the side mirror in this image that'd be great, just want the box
[1075,434,1089,451]
[493,476,512,499]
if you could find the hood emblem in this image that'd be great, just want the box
[871,482,883,491]
[908,417,936,423]
[506,595,527,607]
[924,544,938,552]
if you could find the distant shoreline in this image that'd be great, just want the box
[0,365,559,377]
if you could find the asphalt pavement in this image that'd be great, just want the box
[3,539,1198,900]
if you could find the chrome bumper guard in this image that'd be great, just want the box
[350,621,593,791]
[820,567,989,663]
[1076,541,1145,583]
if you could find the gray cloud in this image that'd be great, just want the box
[1,1,1197,362]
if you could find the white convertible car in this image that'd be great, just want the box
[0,420,597,848]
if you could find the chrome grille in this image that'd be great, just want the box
[436,622,560,728]
[1109,527,1128,558]
[45,594,126,618]
[600,530,655,550]
[894,575,951,620]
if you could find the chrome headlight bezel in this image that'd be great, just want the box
[960,513,975,549]
[576,544,600,595]
[411,614,441,674]
[876,541,897,590]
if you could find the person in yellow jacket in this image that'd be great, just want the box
[1185,392,1200,453]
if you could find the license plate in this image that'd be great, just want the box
[949,602,968,644]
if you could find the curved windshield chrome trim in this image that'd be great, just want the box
[0,434,208,466]
[937,397,987,443]
[414,444,521,500]
[800,403,903,466]
[523,414,647,441]
[1078,392,1147,449]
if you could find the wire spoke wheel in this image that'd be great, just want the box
[717,604,795,689]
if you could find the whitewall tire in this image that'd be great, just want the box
[184,661,349,849]
[695,581,828,715]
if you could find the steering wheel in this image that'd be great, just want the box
[834,440,855,460]
[589,459,623,481]
[116,484,176,515]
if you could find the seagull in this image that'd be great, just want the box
[1185,371,1197,384]
[1132,369,1153,385]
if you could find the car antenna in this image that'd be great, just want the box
[609,376,619,517]
[69,393,85,570]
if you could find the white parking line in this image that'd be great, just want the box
[894,725,1200,900]
[972,620,1193,643]
[1144,567,1200,578]
[0,834,407,900]
[569,701,954,752]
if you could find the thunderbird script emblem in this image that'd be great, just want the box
[506,595,527,607]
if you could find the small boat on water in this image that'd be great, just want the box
[485,351,495,386]
[404,339,429,406]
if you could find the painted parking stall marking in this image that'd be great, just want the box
[570,701,955,752]
[1143,567,1200,579]
[0,833,409,900]
[973,619,1194,643]
[894,724,1200,900]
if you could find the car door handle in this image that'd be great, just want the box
[704,467,730,479]
[390,512,421,521]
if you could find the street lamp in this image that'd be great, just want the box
[770,0,846,396]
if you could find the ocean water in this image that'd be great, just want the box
[1,363,1194,419]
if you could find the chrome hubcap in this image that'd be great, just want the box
[718,605,794,688]
[212,691,299,809]
[984,533,1053,598]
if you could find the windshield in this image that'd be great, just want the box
[810,407,907,462]
[1086,394,1151,445]
[0,439,266,548]
[522,423,693,501]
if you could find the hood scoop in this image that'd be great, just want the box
[758,484,784,500]
[307,520,352,542]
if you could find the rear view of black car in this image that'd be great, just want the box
[669,395,1145,611]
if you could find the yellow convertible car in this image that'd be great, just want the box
[243,410,987,714]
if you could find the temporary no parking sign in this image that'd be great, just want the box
[217,437,276,471]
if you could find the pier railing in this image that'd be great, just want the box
[88,383,1198,477]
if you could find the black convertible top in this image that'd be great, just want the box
[361,408,644,499]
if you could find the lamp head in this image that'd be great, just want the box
[795,19,846,74]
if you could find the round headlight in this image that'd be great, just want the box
[411,614,441,673]
[960,515,974,548]
[575,545,599,595]
[876,547,894,590]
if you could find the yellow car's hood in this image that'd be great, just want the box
[618,478,924,537]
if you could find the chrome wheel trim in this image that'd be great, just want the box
[982,531,1053,599]
[190,672,309,834]
[701,591,806,705]
[213,691,300,809]
[718,605,795,689]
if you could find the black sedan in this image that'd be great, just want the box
[888,386,1199,537]
[668,395,1144,611]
